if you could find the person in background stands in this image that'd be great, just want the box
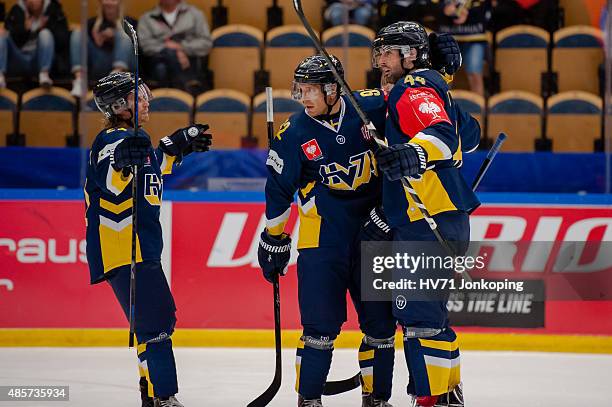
[438,0,491,96]
[137,0,211,90]
[0,0,68,89]
[324,0,378,27]
[70,0,136,97]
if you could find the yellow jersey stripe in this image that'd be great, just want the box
[99,198,133,214]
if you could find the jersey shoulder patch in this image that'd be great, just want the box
[393,86,451,138]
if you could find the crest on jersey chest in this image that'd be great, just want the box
[319,150,378,191]
[301,139,324,161]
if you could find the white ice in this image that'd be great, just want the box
[1,347,611,406]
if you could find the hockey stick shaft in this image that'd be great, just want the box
[472,132,506,191]
[248,89,282,407]
[123,19,139,349]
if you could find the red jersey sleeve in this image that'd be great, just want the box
[395,87,451,138]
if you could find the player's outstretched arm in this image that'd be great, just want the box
[156,124,213,174]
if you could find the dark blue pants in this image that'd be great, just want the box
[108,261,178,398]
[295,246,396,400]
[393,211,469,398]
[392,211,470,329]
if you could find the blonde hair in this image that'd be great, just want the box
[92,0,125,34]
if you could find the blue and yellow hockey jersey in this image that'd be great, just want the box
[265,91,387,249]
[384,69,481,228]
[84,127,177,284]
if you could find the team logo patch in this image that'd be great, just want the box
[187,127,199,137]
[418,100,443,119]
[301,139,323,161]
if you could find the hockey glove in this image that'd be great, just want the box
[258,230,292,283]
[361,206,392,241]
[376,143,428,182]
[110,135,152,171]
[429,33,462,76]
[159,124,212,157]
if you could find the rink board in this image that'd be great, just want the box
[0,190,611,351]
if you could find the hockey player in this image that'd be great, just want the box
[257,34,464,407]
[84,72,212,407]
[257,54,395,407]
[371,22,481,407]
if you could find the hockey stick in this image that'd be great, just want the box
[123,19,139,349]
[247,88,283,407]
[472,132,507,191]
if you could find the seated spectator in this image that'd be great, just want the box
[70,0,136,96]
[0,0,68,89]
[438,0,491,96]
[138,0,212,90]
[324,0,377,27]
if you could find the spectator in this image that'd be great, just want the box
[0,0,68,89]
[138,0,212,90]
[70,0,136,97]
[324,0,377,27]
[438,0,491,96]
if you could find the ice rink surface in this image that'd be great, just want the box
[1,347,611,406]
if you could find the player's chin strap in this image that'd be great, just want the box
[321,83,341,118]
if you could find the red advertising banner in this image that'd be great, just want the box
[0,201,124,328]
[1,199,611,335]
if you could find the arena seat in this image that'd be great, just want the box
[195,89,250,149]
[252,89,303,146]
[277,0,323,32]
[450,90,485,132]
[78,92,106,148]
[146,88,194,146]
[210,25,263,96]
[495,25,549,94]
[552,26,604,94]
[547,91,602,152]
[0,89,18,146]
[264,25,316,90]
[322,25,375,91]
[488,91,543,152]
[559,0,593,27]
[20,87,75,147]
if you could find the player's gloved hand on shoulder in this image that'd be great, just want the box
[159,124,212,157]
[429,32,462,76]
[376,143,428,182]
[111,135,152,172]
[361,206,392,241]
[258,230,292,283]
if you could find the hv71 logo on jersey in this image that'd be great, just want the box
[301,139,323,161]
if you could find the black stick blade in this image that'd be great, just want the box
[323,373,362,395]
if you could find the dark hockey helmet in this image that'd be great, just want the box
[292,54,344,101]
[93,72,152,118]
[372,21,431,70]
